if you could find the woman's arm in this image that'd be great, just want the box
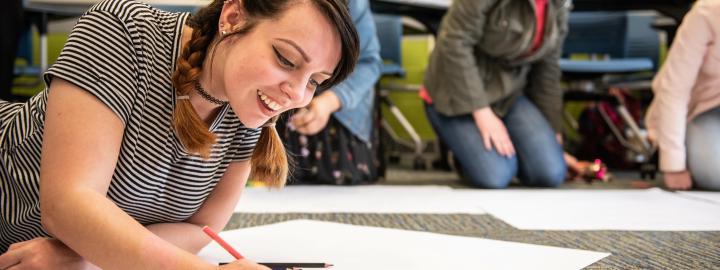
[427,0,495,114]
[526,4,570,133]
[328,0,382,112]
[647,3,712,172]
[147,160,251,253]
[39,78,215,270]
[526,41,564,132]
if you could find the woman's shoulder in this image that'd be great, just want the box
[75,0,187,51]
[686,0,720,32]
[696,0,720,13]
[87,0,153,16]
[84,0,182,24]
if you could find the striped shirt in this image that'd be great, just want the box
[0,0,261,251]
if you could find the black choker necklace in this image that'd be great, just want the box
[194,81,228,106]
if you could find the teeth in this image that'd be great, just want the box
[269,101,280,110]
[257,90,279,111]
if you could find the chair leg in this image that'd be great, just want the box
[595,98,654,162]
[379,94,426,170]
[431,140,452,171]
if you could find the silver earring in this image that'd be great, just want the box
[221,30,227,36]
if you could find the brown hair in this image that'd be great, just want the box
[171,0,359,187]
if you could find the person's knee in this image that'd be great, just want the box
[467,176,513,189]
[687,134,720,191]
[690,165,720,191]
[694,178,720,191]
[461,165,515,189]
[523,162,565,187]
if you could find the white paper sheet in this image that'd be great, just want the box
[235,185,485,214]
[676,191,720,204]
[454,188,720,231]
[198,220,609,270]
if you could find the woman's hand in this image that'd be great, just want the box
[219,259,271,270]
[290,105,331,135]
[0,237,98,270]
[663,170,692,190]
[472,107,515,157]
[290,92,341,135]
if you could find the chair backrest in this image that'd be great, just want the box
[373,14,403,66]
[563,11,661,70]
[16,29,34,67]
[562,11,629,59]
[625,12,661,69]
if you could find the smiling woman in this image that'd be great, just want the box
[0,0,357,269]
[173,0,358,186]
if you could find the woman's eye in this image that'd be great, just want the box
[273,46,295,68]
[308,78,320,89]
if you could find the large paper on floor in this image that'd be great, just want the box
[198,220,609,270]
[455,188,720,231]
[676,191,720,204]
[235,185,485,214]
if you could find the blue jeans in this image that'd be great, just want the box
[687,106,720,191]
[425,96,565,188]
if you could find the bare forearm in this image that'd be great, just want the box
[147,223,213,254]
[146,162,250,255]
[41,188,214,270]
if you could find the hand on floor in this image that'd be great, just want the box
[564,152,610,182]
[662,170,692,190]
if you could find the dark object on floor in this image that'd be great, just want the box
[567,158,612,183]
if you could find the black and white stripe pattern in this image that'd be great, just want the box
[0,0,261,251]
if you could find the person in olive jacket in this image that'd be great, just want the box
[421,0,572,188]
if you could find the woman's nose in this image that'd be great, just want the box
[280,80,304,104]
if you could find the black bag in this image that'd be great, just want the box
[277,111,382,185]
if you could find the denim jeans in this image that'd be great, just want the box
[425,96,565,188]
[687,106,720,191]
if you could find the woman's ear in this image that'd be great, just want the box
[219,0,246,33]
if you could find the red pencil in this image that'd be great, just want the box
[202,225,245,260]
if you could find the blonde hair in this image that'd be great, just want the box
[171,0,359,187]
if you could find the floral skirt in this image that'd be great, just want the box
[277,113,382,185]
